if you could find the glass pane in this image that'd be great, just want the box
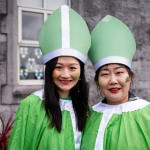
[22,11,43,41]
[18,0,43,8]
[47,0,69,10]
[20,46,44,80]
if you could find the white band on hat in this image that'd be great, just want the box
[94,56,131,71]
[61,5,70,48]
[42,48,87,64]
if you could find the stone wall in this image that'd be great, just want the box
[0,0,7,93]
[75,0,150,105]
[0,0,150,112]
[0,0,7,103]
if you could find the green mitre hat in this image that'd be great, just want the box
[39,5,91,64]
[89,15,136,71]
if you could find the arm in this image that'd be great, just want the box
[8,98,30,150]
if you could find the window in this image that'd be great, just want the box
[18,0,70,85]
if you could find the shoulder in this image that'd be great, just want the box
[87,106,103,120]
[91,98,150,114]
[18,89,44,112]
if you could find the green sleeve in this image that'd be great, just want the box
[81,108,103,150]
[8,97,30,150]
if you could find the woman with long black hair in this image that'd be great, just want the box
[8,5,91,150]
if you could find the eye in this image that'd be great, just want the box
[116,71,123,75]
[70,67,76,71]
[100,73,109,76]
[55,66,62,70]
[102,73,109,76]
[70,66,77,70]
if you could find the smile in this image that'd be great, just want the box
[60,80,72,85]
[109,88,120,93]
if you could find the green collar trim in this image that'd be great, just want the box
[61,96,71,101]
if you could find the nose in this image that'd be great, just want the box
[109,74,118,85]
[61,69,70,78]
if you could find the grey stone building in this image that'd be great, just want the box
[0,0,150,122]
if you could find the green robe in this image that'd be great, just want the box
[81,97,150,150]
[8,90,81,150]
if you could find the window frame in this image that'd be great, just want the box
[17,1,71,85]
[18,7,50,85]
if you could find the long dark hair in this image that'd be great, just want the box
[44,57,89,132]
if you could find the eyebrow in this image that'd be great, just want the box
[100,66,125,71]
[56,63,79,66]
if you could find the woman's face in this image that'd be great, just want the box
[52,57,81,98]
[98,64,131,105]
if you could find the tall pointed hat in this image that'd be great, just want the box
[89,15,136,71]
[39,5,91,64]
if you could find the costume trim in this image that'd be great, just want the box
[92,99,150,150]
[94,56,131,71]
[33,90,81,149]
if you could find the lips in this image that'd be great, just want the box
[61,80,71,85]
[109,88,120,93]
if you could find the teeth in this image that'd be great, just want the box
[109,88,119,90]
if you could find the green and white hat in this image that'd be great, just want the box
[89,15,136,71]
[39,5,91,64]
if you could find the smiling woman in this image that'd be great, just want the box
[52,57,81,98]
[96,64,132,105]
[81,15,150,150]
[8,5,91,150]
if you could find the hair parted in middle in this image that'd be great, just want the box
[43,57,89,132]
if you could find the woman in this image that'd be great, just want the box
[81,15,150,150]
[8,5,91,150]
